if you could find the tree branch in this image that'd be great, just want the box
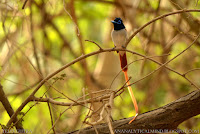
[0,84,24,132]
[70,89,200,134]
[125,9,200,46]
[6,9,200,128]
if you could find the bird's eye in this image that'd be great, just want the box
[117,20,121,24]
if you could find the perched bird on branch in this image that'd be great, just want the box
[111,17,138,124]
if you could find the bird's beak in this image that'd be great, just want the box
[111,20,117,24]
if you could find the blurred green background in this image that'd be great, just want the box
[0,0,200,133]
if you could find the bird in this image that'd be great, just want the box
[111,17,138,124]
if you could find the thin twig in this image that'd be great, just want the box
[63,0,80,35]
[22,0,29,9]
[183,68,200,76]
[6,80,41,96]
[125,9,200,46]
[85,40,103,50]
[30,2,43,77]
[109,54,170,89]
[140,0,161,75]
[46,93,91,134]
[46,95,56,134]
[6,9,200,127]
[31,95,109,107]
[129,32,200,89]
[106,92,115,134]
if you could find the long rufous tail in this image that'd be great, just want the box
[119,53,128,72]
[119,53,138,124]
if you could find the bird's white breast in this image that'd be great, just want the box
[111,29,127,48]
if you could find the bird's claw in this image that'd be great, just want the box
[112,46,116,50]
[122,45,126,49]
[112,46,119,53]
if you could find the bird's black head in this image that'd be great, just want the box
[111,17,125,30]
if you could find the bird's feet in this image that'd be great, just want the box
[128,113,138,124]
[112,46,116,50]
[112,46,118,53]
[122,45,126,49]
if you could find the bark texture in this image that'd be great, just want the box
[69,90,200,134]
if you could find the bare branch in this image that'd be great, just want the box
[6,9,200,129]
[69,89,200,133]
[22,0,29,9]
[0,84,24,131]
[85,40,103,50]
[126,9,200,46]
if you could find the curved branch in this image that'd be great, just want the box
[6,9,200,128]
[6,45,199,127]
[126,9,200,46]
